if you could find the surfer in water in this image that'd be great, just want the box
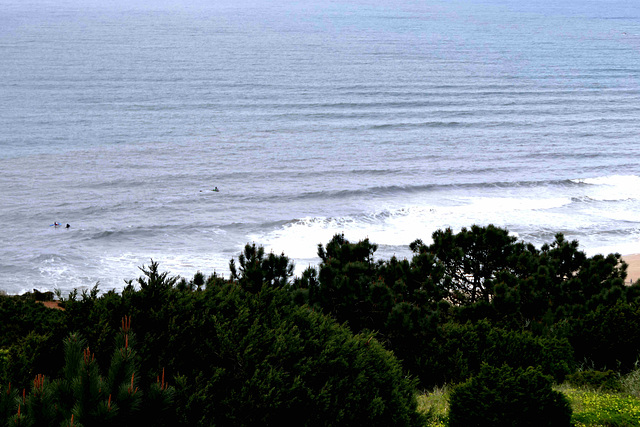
[65,224,70,229]
[213,187,219,192]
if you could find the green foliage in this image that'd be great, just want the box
[412,228,628,328]
[311,233,380,331]
[178,284,424,426]
[448,363,572,427]
[288,228,626,389]
[567,302,640,372]
[417,320,573,387]
[567,370,622,392]
[561,386,640,427]
[230,243,294,293]
[0,319,175,427]
[61,285,123,375]
[621,366,640,398]
[535,235,627,318]
[0,294,65,388]
[2,332,63,393]
[50,259,425,425]
[0,381,19,426]
[415,386,449,427]
[423,224,523,305]
[2,225,637,425]
[421,384,640,427]
[302,233,448,385]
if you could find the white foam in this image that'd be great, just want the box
[250,195,576,263]
[40,185,638,294]
[572,175,640,201]
[249,217,359,260]
[457,196,572,213]
[98,251,231,287]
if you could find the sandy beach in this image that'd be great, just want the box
[622,254,640,284]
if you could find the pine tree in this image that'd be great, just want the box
[0,382,18,425]
[1,317,174,426]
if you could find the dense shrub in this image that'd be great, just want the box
[179,283,425,426]
[297,228,619,389]
[448,363,572,427]
[567,302,640,372]
[57,263,425,426]
[566,370,622,392]
[2,227,635,425]
[0,319,175,427]
[418,320,573,387]
[0,295,65,388]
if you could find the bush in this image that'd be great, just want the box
[55,261,426,426]
[0,318,175,427]
[0,295,66,388]
[448,363,572,427]
[418,320,573,387]
[180,284,425,426]
[568,302,640,372]
[567,370,622,392]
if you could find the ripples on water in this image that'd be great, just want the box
[1,0,639,293]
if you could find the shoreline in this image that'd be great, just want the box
[622,254,640,284]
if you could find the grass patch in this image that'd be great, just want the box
[417,381,640,427]
[621,367,640,399]
[557,384,640,427]
[416,386,449,427]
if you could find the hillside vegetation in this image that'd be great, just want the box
[2,225,640,426]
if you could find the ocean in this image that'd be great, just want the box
[1,0,640,295]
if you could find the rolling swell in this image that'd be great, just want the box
[81,225,184,242]
[368,122,467,130]
[286,179,586,202]
[246,176,638,212]
[2,0,640,294]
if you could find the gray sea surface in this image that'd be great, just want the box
[1,0,640,294]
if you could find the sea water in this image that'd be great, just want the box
[1,0,640,294]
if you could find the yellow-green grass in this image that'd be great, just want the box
[416,386,449,427]
[417,383,640,427]
[557,384,640,427]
